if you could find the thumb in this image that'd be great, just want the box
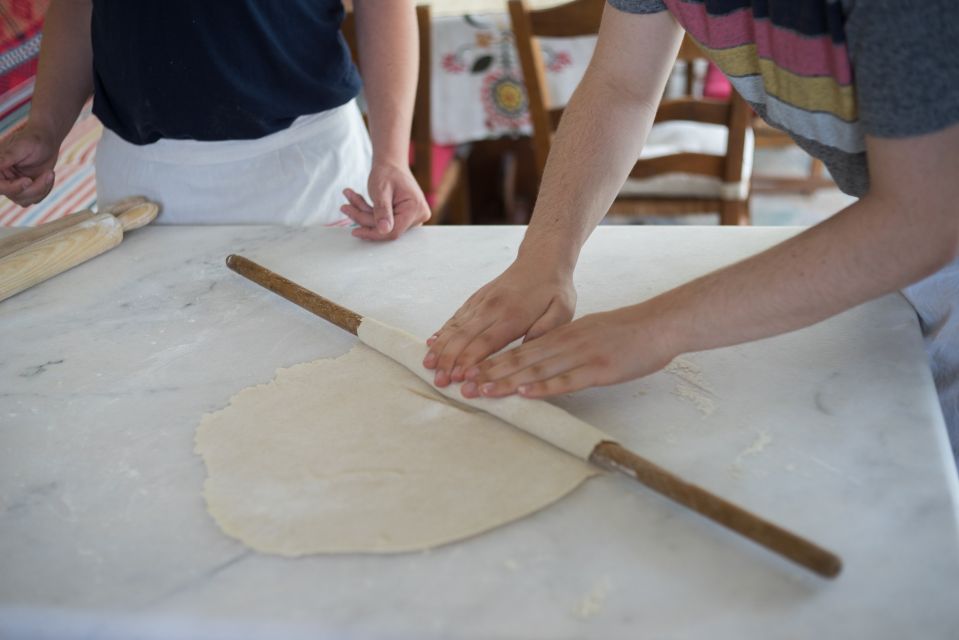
[524,299,571,343]
[0,136,33,172]
[372,185,395,235]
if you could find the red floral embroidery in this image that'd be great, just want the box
[547,50,572,72]
[442,53,466,73]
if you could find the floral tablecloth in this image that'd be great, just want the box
[430,12,596,145]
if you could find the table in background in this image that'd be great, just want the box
[426,5,595,145]
[2,225,958,639]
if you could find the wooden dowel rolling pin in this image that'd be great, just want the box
[0,198,158,302]
[226,254,842,579]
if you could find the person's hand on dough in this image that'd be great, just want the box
[458,302,678,399]
[424,259,577,388]
[341,159,430,241]
[0,123,60,206]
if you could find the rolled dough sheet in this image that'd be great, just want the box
[357,318,611,459]
[196,344,599,556]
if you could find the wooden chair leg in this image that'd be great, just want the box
[452,165,471,225]
[720,200,750,226]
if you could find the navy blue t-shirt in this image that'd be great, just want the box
[91,0,361,145]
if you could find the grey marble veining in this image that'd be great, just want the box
[1,225,957,639]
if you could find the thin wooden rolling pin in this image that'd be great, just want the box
[225,254,842,578]
[0,202,158,302]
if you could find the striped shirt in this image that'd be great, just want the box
[608,0,959,196]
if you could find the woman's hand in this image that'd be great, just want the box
[424,259,577,387]
[341,159,430,241]
[0,124,60,206]
[459,301,680,399]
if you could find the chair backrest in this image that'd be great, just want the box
[508,0,750,192]
[341,6,433,197]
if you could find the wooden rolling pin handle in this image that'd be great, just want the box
[225,254,362,335]
[99,195,149,216]
[589,441,842,578]
[115,202,159,231]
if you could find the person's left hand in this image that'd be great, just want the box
[459,302,681,399]
[341,160,430,241]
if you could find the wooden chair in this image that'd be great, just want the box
[508,0,753,225]
[750,117,835,195]
[341,5,470,225]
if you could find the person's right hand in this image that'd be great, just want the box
[0,124,59,206]
[423,258,577,388]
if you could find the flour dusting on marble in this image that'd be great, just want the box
[665,357,716,416]
[574,577,612,619]
[729,429,773,478]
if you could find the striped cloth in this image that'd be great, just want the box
[0,0,47,97]
[0,0,101,227]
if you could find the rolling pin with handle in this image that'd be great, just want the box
[226,254,842,578]
[0,196,150,259]
[0,201,158,302]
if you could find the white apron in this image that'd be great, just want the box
[94,99,371,225]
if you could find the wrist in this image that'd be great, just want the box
[512,251,576,286]
[629,289,699,359]
[23,112,66,147]
[370,138,411,169]
[516,236,579,276]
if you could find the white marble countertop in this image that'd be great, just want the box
[1,225,958,639]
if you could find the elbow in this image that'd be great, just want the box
[916,213,959,279]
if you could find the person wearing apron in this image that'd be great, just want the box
[0,0,427,239]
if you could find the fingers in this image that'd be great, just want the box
[0,135,48,202]
[425,316,494,387]
[341,203,376,228]
[343,188,373,211]
[462,352,572,398]
[461,336,600,399]
[515,368,594,398]
[16,170,55,204]
[524,297,574,343]
[0,175,34,199]
[351,225,402,242]
[0,170,54,205]
[342,189,392,241]
[0,137,34,173]
[448,322,523,382]
[371,184,395,235]
[342,186,427,241]
[425,271,576,391]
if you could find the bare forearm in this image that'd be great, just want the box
[652,185,959,357]
[519,11,683,270]
[519,73,659,268]
[353,0,417,167]
[29,0,93,144]
[462,138,959,400]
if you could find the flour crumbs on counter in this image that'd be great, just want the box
[574,576,612,620]
[729,429,774,479]
[666,357,717,416]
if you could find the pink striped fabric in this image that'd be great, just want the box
[663,0,853,85]
[0,98,101,227]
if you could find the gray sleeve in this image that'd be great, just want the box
[845,0,959,138]
[606,0,667,14]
